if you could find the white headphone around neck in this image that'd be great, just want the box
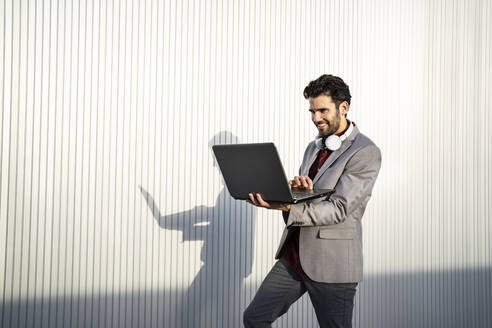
[314,121,354,151]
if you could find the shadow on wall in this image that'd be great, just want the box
[354,267,492,328]
[138,131,258,327]
[0,131,260,328]
[1,268,491,328]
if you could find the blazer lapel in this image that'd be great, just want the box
[312,125,359,185]
[300,147,319,176]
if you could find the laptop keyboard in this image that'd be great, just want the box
[292,190,315,199]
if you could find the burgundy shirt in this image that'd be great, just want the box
[282,122,353,276]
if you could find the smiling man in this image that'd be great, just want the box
[244,74,382,328]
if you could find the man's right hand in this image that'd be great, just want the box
[289,176,314,190]
[247,193,291,212]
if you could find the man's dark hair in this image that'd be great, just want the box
[303,74,352,110]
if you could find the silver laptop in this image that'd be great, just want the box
[212,143,334,204]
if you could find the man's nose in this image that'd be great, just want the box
[312,111,323,122]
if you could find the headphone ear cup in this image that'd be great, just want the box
[325,135,342,151]
[314,121,354,151]
[314,136,324,149]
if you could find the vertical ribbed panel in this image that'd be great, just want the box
[0,1,490,327]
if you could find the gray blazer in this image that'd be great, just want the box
[275,124,382,283]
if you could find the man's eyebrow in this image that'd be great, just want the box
[309,107,328,111]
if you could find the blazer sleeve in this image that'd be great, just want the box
[285,145,382,227]
[282,144,312,225]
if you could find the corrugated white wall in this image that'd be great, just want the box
[1,0,491,327]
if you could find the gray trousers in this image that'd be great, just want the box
[243,259,357,328]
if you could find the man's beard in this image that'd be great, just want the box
[318,114,341,137]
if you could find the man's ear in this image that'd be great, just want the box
[340,101,349,116]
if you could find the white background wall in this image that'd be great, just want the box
[1,0,491,327]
